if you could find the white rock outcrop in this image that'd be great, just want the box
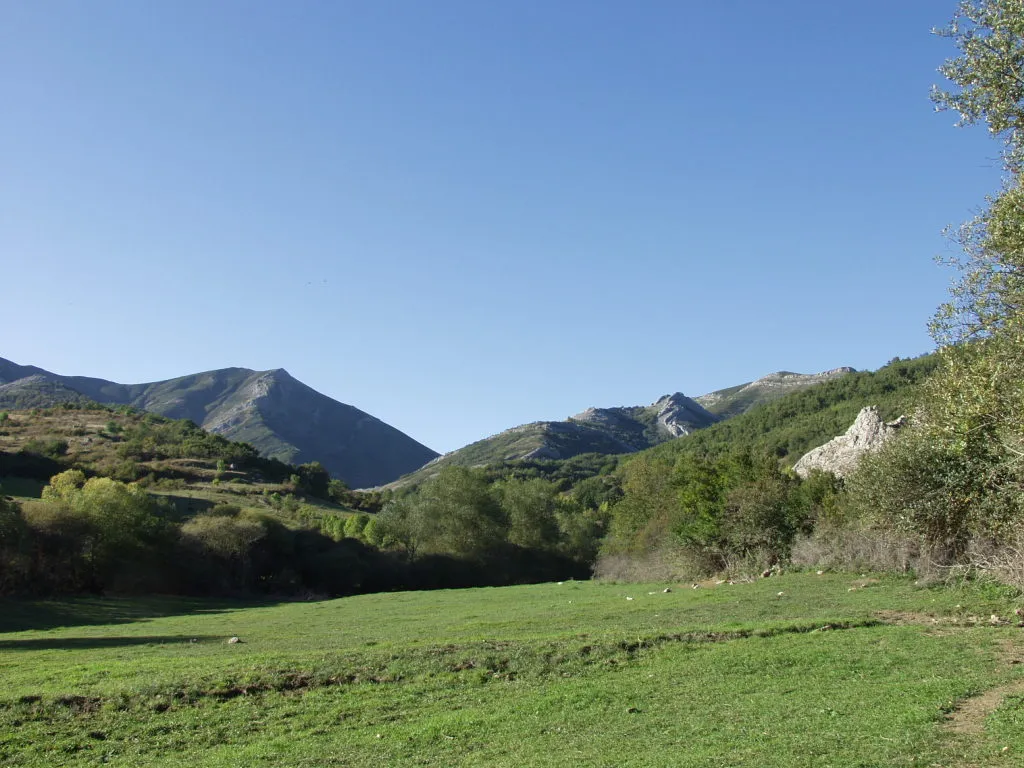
[793,406,906,479]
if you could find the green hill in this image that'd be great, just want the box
[637,355,938,467]
[0,405,359,523]
[695,367,856,418]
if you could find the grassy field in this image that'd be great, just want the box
[2,573,1024,767]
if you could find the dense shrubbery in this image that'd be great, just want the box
[0,468,591,597]
[595,450,839,578]
[372,466,607,567]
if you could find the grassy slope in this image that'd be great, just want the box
[694,369,856,420]
[2,573,1022,766]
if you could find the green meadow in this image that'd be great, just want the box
[2,573,1024,767]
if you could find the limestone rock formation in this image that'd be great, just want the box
[652,393,719,437]
[793,406,906,478]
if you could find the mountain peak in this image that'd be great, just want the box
[652,392,719,437]
[0,357,437,486]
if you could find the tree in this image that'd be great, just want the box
[856,1,1024,555]
[38,471,173,589]
[933,1,1024,173]
[181,515,266,588]
[931,0,1024,343]
[343,512,371,540]
[296,462,331,499]
[413,467,508,558]
[497,478,560,551]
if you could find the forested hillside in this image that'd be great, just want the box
[643,355,937,465]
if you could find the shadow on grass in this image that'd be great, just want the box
[0,596,279,634]
[0,635,225,651]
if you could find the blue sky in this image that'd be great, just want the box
[0,1,1004,454]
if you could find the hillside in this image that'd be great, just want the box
[389,366,863,489]
[0,358,437,487]
[695,367,856,418]
[638,355,938,467]
[0,405,362,522]
[390,392,720,488]
[0,376,92,410]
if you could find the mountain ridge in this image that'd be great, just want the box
[0,357,437,488]
[388,391,721,488]
[695,367,856,418]
[388,367,860,488]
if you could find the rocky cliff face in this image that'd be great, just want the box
[0,357,437,487]
[652,393,719,437]
[572,393,718,444]
[793,405,906,478]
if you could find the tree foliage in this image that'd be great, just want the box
[849,1,1024,557]
[602,450,824,573]
[933,0,1024,173]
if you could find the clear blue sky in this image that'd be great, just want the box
[0,1,1003,454]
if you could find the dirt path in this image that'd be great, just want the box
[943,639,1024,736]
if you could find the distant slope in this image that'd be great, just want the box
[390,393,720,488]
[0,376,93,410]
[0,358,437,488]
[696,367,856,418]
[636,355,937,467]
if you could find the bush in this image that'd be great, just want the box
[789,522,935,575]
[343,513,371,540]
[843,421,1014,561]
[21,438,69,459]
[593,545,722,583]
[205,503,242,518]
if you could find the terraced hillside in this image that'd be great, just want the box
[0,358,437,487]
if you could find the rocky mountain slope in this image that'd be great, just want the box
[390,392,720,487]
[696,367,856,418]
[0,358,437,488]
[633,356,936,470]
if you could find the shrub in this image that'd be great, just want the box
[343,513,371,540]
[205,503,242,518]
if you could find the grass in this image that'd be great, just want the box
[2,572,1023,766]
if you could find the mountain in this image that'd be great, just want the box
[390,392,720,487]
[695,367,857,419]
[0,375,93,410]
[636,355,937,468]
[0,358,437,488]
